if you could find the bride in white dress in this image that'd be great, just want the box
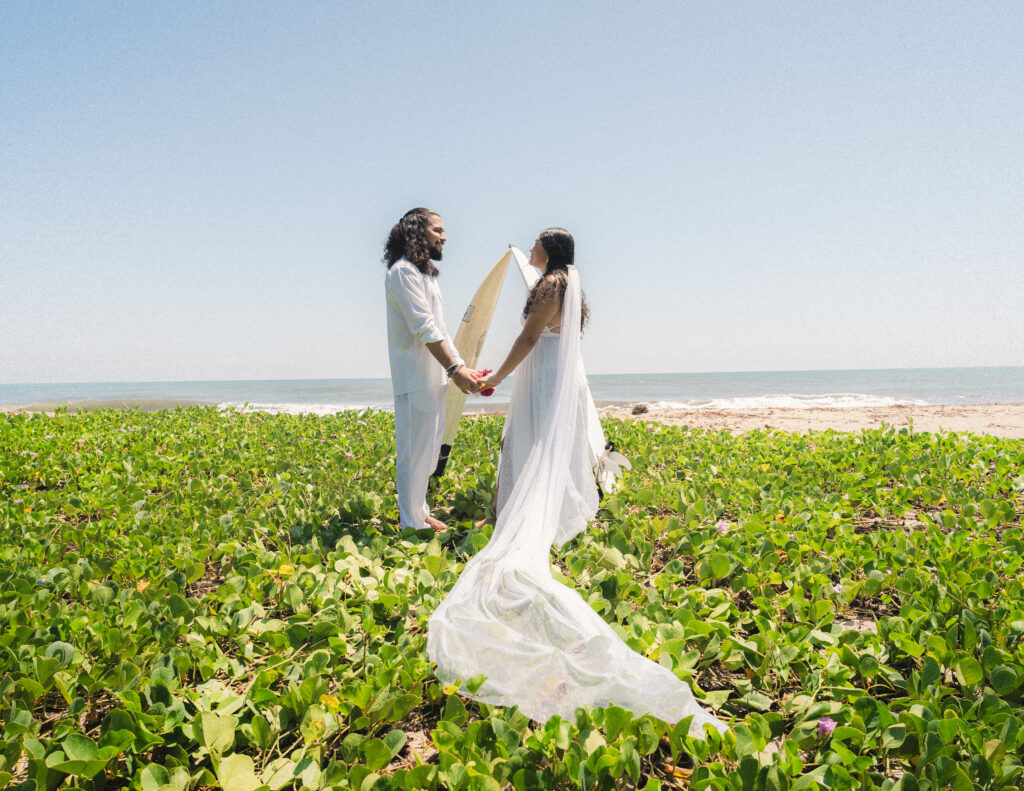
[426,229,727,735]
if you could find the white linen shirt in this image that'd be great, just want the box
[385,258,463,395]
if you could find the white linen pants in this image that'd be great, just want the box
[394,384,447,529]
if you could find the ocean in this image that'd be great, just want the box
[2,367,1023,415]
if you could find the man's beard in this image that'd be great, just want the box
[429,246,443,261]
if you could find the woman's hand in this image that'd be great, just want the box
[476,370,500,394]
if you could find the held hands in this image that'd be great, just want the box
[475,369,499,395]
[451,366,482,395]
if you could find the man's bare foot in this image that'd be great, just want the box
[474,516,495,529]
[425,516,448,533]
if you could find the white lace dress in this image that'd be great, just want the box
[427,267,727,736]
[496,322,598,547]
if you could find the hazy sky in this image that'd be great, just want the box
[2,1,1022,384]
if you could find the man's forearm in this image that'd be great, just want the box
[425,340,461,371]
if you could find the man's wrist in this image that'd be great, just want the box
[445,362,462,378]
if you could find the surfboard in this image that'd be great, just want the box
[508,246,631,494]
[431,250,513,479]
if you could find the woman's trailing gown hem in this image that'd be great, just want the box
[426,266,727,737]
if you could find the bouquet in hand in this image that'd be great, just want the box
[476,369,495,396]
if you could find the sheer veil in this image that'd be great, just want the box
[427,266,726,735]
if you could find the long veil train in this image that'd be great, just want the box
[427,266,726,735]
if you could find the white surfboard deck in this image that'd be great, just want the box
[433,250,513,477]
[508,246,630,493]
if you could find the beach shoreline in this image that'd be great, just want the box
[5,400,1024,438]
[605,402,1024,438]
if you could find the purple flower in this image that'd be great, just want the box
[832,582,843,594]
[44,435,53,440]
[694,456,702,462]
[28,452,37,458]
[787,532,796,540]
[20,484,29,489]
[14,499,22,504]
[716,520,730,535]
[345,452,353,460]
[817,716,837,738]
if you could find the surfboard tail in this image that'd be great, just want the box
[432,443,453,480]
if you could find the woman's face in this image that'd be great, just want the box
[528,237,548,271]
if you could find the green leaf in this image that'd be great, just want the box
[62,733,98,761]
[198,712,238,755]
[739,691,773,711]
[603,706,633,741]
[858,654,880,678]
[362,737,392,771]
[708,553,731,580]
[261,758,298,791]
[956,656,984,688]
[442,694,468,726]
[465,673,488,694]
[45,640,76,666]
[217,753,263,791]
[44,734,111,778]
[384,729,407,759]
[989,665,1019,695]
[140,764,169,791]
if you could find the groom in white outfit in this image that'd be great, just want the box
[383,208,480,532]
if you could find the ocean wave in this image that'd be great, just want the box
[620,393,933,411]
[217,401,381,416]
[2,398,206,413]
[217,400,515,416]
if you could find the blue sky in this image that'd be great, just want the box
[2,1,1022,383]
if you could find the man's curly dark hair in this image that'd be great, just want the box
[382,208,441,276]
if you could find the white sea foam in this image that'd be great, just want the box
[631,393,933,411]
[217,398,513,416]
[218,401,379,415]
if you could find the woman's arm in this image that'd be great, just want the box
[479,286,560,389]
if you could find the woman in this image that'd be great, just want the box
[481,229,598,544]
[427,229,727,736]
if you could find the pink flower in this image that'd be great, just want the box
[832,583,843,594]
[14,499,22,504]
[817,716,837,738]
[20,484,29,489]
[345,452,353,460]
[787,532,796,540]
[76,439,85,445]
[716,520,730,535]
[28,452,37,458]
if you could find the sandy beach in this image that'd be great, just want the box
[604,402,1024,439]
[5,401,1024,439]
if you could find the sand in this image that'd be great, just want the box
[5,400,1023,439]
[604,403,1024,439]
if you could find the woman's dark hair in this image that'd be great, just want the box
[523,227,590,329]
[382,208,440,276]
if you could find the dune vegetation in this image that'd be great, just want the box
[2,407,1022,790]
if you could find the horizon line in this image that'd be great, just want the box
[4,363,1024,388]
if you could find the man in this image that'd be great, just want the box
[383,208,480,532]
